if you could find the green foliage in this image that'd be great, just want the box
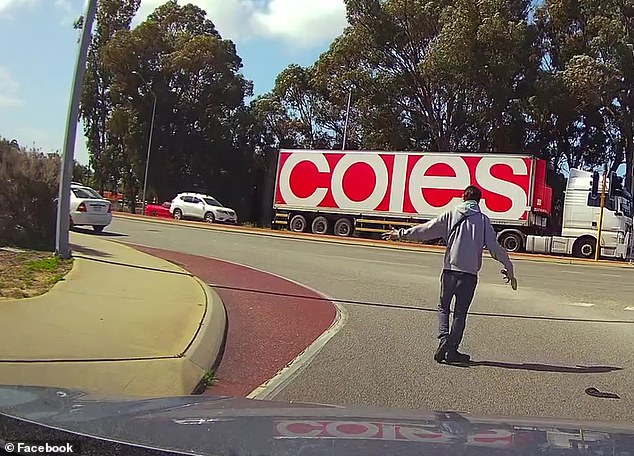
[250,0,632,190]
[25,256,62,273]
[80,0,141,194]
[80,0,255,216]
[0,138,60,249]
[532,0,634,184]
[73,161,94,187]
[79,0,634,222]
[200,369,216,388]
[254,0,537,156]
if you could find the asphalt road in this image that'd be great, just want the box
[109,217,634,423]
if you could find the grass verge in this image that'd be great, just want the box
[200,369,216,388]
[0,248,73,299]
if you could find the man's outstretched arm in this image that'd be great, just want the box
[383,212,449,242]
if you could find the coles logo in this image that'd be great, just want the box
[274,420,516,448]
[275,151,536,221]
[275,420,452,443]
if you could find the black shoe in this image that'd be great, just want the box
[445,351,471,364]
[434,339,449,363]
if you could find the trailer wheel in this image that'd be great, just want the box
[499,232,523,253]
[289,214,307,233]
[334,218,353,237]
[573,237,596,259]
[311,216,329,235]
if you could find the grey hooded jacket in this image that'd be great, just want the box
[398,200,514,277]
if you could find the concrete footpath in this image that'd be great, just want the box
[0,232,226,398]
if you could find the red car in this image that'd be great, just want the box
[144,202,172,218]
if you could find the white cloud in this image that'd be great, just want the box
[0,66,22,107]
[134,0,347,49]
[0,0,37,15]
[1,0,347,46]
[253,0,347,47]
[0,0,85,23]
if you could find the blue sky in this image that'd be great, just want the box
[0,0,348,164]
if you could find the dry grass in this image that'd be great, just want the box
[0,249,73,299]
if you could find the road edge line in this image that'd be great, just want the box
[246,302,348,401]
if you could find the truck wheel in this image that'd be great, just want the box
[334,218,353,237]
[289,214,307,233]
[499,232,523,253]
[573,237,596,259]
[311,216,329,235]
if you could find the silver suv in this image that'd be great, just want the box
[170,193,237,224]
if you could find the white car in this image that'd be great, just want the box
[70,183,112,232]
[170,193,238,224]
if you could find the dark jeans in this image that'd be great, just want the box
[438,270,478,351]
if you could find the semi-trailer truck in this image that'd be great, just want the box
[272,149,633,259]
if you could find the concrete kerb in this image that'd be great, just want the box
[107,242,229,394]
[182,277,227,387]
[104,241,229,394]
[113,212,634,270]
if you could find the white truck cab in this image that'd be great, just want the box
[526,169,633,259]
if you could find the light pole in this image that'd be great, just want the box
[625,43,634,195]
[594,168,607,261]
[132,71,157,215]
[55,0,98,259]
[342,86,353,151]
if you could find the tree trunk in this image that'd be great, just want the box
[623,118,634,194]
[259,150,279,227]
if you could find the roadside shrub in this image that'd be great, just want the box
[0,140,60,249]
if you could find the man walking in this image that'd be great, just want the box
[383,185,517,364]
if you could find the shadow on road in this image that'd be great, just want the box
[469,361,623,374]
[71,227,127,237]
[70,252,192,276]
[70,244,113,258]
